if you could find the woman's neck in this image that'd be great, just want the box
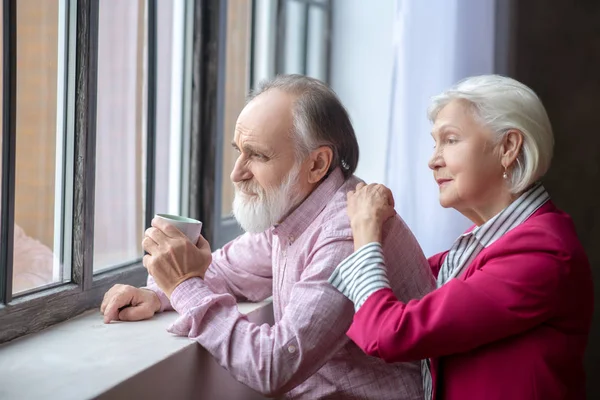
[461,190,522,226]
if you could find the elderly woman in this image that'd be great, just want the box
[329,75,593,400]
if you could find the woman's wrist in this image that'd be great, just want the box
[351,218,383,250]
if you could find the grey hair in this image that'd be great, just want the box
[427,74,554,194]
[248,74,359,180]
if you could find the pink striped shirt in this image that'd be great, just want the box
[147,168,435,399]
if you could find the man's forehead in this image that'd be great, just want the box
[234,90,295,146]
[232,123,271,151]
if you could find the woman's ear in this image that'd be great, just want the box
[308,146,333,183]
[501,129,524,169]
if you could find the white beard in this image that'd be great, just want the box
[232,164,302,233]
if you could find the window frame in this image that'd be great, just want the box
[188,0,226,247]
[0,0,186,344]
[0,0,17,306]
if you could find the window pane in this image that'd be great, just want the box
[306,4,328,81]
[12,0,64,295]
[94,0,147,271]
[221,0,252,218]
[154,0,183,217]
[283,1,307,74]
[251,0,278,85]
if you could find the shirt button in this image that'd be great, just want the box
[287,345,297,354]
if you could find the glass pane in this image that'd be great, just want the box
[154,0,183,217]
[283,1,307,74]
[11,0,65,295]
[306,5,328,81]
[221,0,252,218]
[94,0,147,271]
[251,0,277,86]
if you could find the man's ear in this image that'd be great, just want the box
[308,146,333,184]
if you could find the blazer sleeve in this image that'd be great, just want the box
[347,229,570,363]
[427,251,449,279]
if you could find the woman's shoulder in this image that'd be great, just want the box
[477,201,593,322]
[483,201,588,269]
[505,201,579,246]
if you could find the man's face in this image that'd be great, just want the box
[230,89,309,233]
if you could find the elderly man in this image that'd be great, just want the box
[101,75,434,399]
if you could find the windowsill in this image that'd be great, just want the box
[0,299,273,400]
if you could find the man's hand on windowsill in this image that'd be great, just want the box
[100,284,161,323]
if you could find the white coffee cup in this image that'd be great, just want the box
[154,214,203,244]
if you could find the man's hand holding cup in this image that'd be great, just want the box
[142,214,212,298]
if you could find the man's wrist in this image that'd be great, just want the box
[142,288,162,313]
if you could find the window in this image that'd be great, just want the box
[93,0,186,272]
[3,0,67,296]
[0,0,193,344]
[0,0,330,344]
[93,0,147,271]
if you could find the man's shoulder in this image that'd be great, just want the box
[315,176,361,237]
[381,214,435,299]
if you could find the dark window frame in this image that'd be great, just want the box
[0,0,176,344]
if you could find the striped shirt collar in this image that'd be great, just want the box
[435,182,551,288]
[464,182,550,248]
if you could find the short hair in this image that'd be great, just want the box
[248,74,359,179]
[427,74,554,193]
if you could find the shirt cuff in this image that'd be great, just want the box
[328,242,391,311]
[170,277,215,314]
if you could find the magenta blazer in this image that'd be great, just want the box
[348,201,593,399]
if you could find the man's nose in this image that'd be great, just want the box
[230,156,252,183]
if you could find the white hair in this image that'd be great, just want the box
[427,74,554,194]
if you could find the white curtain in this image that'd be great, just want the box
[386,0,496,257]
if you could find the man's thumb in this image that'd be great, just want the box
[118,305,151,321]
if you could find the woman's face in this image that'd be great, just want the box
[428,100,505,214]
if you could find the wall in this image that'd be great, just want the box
[509,1,600,396]
[329,0,395,184]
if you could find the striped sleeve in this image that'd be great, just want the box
[328,242,391,311]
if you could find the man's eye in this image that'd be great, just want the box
[253,153,268,161]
